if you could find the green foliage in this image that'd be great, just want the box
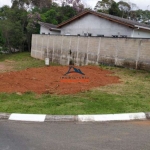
[40,5,77,24]
[94,0,150,24]
[118,1,131,18]
[109,2,121,17]
[0,5,28,52]
[0,1,77,52]
[0,30,4,47]
[0,52,45,70]
[94,0,114,13]
[41,9,58,24]
[1,0,80,52]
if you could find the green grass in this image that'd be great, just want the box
[0,52,45,70]
[0,53,150,114]
[0,52,59,71]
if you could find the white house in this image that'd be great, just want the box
[57,10,150,38]
[39,22,61,35]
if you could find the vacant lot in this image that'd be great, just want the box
[0,52,150,114]
[0,65,120,94]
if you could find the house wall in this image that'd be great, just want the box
[40,26,50,34]
[132,29,150,38]
[31,34,150,71]
[60,14,133,37]
[40,26,60,35]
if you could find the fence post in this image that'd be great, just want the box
[46,36,50,58]
[68,36,72,65]
[76,36,80,65]
[86,37,90,65]
[41,35,44,59]
[60,35,64,64]
[136,40,142,69]
[36,34,38,51]
[52,36,55,63]
[115,38,119,66]
[97,37,102,64]
[35,34,38,58]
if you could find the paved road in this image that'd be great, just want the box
[0,120,150,150]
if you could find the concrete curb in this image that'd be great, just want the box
[0,113,11,120]
[78,113,146,122]
[0,112,149,122]
[9,113,46,122]
[45,115,78,122]
[145,112,150,119]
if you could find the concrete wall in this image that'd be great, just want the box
[60,14,133,37]
[31,34,150,71]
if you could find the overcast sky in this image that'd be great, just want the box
[0,0,150,10]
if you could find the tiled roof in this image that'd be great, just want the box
[57,10,150,30]
[39,22,57,29]
[99,11,150,28]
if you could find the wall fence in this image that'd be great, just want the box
[31,34,150,70]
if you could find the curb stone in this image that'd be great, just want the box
[0,112,149,122]
[78,113,146,122]
[45,115,78,122]
[145,112,150,119]
[0,113,10,120]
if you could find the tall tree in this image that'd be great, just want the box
[94,0,114,13]
[40,4,77,24]
[0,5,28,52]
[109,2,121,17]
[118,1,131,18]
[30,0,52,9]
[26,12,40,51]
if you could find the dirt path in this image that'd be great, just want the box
[0,66,120,95]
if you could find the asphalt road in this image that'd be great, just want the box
[0,120,150,150]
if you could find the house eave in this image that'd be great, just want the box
[49,28,61,32]
[134,25,150,31]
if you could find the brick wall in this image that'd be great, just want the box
[31,34,150,70]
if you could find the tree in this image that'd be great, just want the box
[30,0,52,9]
[118,1,131,18]
[26,12,40,51]
[94,0,114,13]
[0,5,28,52]
[0,30,4,47]
[109,2,121,17]
[40,4,77,24]
[11,0,30,9]
[0,0,79,52]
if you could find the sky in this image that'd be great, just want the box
[0,0,150,10]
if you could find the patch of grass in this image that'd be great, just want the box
[0,54,150,114]
[0,82,150,114]
[0,52,59,71]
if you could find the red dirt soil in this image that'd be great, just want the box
[0,66,120,95]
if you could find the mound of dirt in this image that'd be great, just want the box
[0,66,120,95]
